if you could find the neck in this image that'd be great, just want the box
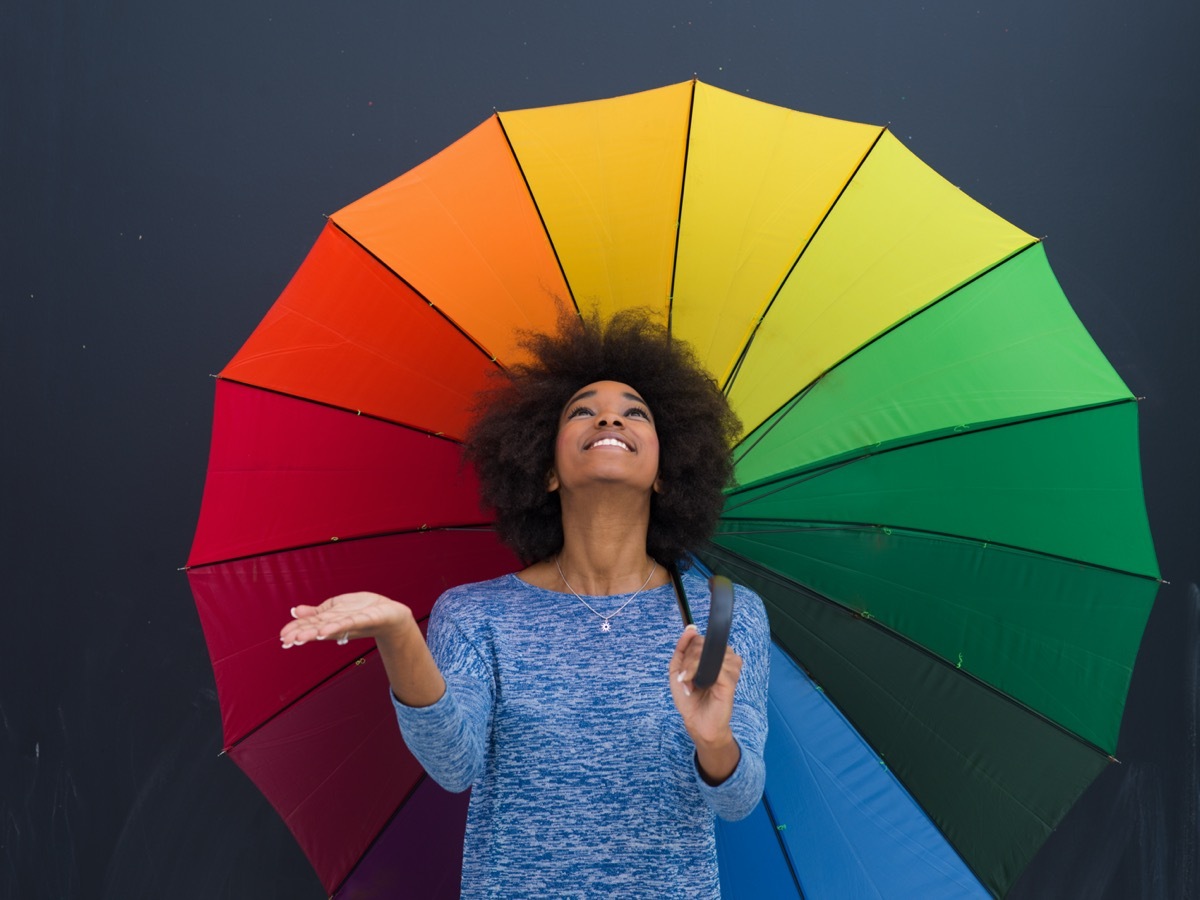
[555,491,656,595]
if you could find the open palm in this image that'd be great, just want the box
[280,591,413,648]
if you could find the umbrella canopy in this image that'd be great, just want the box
[187,80,1160,898]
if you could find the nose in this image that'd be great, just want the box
[596,414,623,427]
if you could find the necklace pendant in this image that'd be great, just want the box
[601,620,612,633]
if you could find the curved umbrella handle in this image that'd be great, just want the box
[693,575,734,689]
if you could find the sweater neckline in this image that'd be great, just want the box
[504,571,684,601]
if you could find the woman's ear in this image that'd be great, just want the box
[653,475,663,494]
[547,469,560,492]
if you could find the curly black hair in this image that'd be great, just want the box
[463,307,742,567]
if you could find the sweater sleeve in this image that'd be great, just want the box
[693,584,770,821]
[391,594,495,793]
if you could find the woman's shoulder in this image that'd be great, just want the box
[435,572,524,607]
[730,581,768,634]
[432,571,557,619]
[424,575,516,644]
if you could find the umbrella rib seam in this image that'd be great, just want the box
[213,377,471,443]
[760,790,807,896]
[326,219,511,371]
[185,525,499,572]
[721,124,888,396]
[326,772,439,896]
[666,78,699,336]
[712,516,1159,584]
[493,111,581,319]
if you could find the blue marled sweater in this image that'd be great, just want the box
[392,570,770,898]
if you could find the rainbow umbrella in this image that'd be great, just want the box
[186,80,1160,898]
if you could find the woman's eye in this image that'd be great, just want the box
[626,407,650,419]
[567,406,593,418]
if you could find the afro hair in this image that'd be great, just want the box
[463,307,741,566]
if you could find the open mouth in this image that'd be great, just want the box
[586,437,633,451]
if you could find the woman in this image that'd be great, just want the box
[279,310,770,898]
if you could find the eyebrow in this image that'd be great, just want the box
[563,389,650,410]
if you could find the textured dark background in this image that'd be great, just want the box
[3,2,1197,897]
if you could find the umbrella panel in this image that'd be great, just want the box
[497,81,693,323]
[189,380,489,570]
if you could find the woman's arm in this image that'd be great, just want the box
[392,599,496,791]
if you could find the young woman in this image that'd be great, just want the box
[279,310,770,898]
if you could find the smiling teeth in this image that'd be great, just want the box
[590,438,630,450]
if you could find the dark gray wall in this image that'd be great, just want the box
[3,2,1196,897]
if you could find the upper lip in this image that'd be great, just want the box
[584,432,634,452]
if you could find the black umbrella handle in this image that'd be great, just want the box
[694,576,734,688]
[669,566,735,689]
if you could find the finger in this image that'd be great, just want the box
[280,616,318,647]
[280,603,333,646]
[281,619,326,648]
[309,619,355,643]
[679,644,705,685]
[315,620,355,645]
[670,625,703,682]
[704,648,744,695]
[282,610,357,648]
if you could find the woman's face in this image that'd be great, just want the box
[548,380,661,496]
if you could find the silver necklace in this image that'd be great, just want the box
[555,556,658,633]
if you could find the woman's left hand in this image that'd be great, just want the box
[669,624,743,784]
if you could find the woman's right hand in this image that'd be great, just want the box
[280,591,415,649]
